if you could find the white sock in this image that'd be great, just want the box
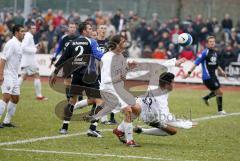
[0,100,7,119]
[3,101,17,124]
[34,79,42,97]
[74,99,88,110]
[117,120,125,132]
[142,128,169,136]
[101,115,108,122]
[124,122,133,142]
[18,77,24,86]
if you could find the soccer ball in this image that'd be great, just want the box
[178,33,193,46]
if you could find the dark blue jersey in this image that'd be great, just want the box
[53,34,79,58]
[55,36,103,76]
[194,48,219,80]
[97,39,109,54]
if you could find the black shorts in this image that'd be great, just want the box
[69,73,101,99]
[203,78,221,91]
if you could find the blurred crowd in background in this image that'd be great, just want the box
[0,8,240,71]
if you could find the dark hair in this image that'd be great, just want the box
[78,22,90,34]
[12,24,24,35]
[108,34,124,50]
[68,21,77,26]
[27,23,36,29]
[159,72,175,85]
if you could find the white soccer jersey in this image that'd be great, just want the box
[136,58,177,123]
[137,86,172,123]
[1,36,22,79]
[21,32,37,67]
[100,51,135,110]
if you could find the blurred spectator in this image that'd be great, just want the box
[142,45,152,58]
[25,14,35,27]
[111,9,122,31]
[105,19,116,38]
[219,44,237,70]
[46,24,56,53]
[167,43,178,59]
[13,11,24,26]
[53,10,66,28]
[95,11,106,26]
[149,13,160,32]
[44,9,55,24]
[152,42,167,59]
[30,8,40,19]
[221,13,233,32]
[179,46,195,60]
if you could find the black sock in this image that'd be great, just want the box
[62,123,69,130]
[110,112,115,121]
[65,87,70,102]
[89,120,98,131]
[203,91,216,100]
[89,104,96,116]
[216,96,223,112]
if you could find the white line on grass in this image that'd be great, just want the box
[0,112,240,147]
[2,148,174,161]
[193,112,240,122]
[0,129,112,147]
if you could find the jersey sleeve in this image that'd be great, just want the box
[90,39,103,61]
[22,34,37,54]
[1,42,14,60]
[53,38,63,58]
[194,49,208,66]
[54,42,72,72]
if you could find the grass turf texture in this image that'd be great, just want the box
[0,82,240,161]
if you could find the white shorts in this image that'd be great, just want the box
[1,76,20,95]
[21,65,39,75]
[100,82,136,111]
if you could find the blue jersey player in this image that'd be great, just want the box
[183,36,227,115]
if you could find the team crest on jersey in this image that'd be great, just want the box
[98,46,107,53]
[209,56,217,65]
[210,56,217,63]
[65,42,70,47]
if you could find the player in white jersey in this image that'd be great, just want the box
[18,24,47,100]
[133,72,197,137]
[0,25,25,128]
[99,35,141,147]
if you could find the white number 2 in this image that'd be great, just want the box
[75,45,84,57]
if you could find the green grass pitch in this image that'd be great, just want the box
[0,82,240,161]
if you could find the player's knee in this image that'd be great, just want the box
[169,129,177,135]
[11,96,19,104]
[215,89,223,96]
[132,104,141,117]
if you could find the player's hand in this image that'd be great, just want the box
[49,57,56,68]
[220,71,227,78]
[49,73,57,85]
[182,72,190,79]
[0,74,4,85]
[175,58,186,67]
[36,43,42,53]
[128,61,137,69]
